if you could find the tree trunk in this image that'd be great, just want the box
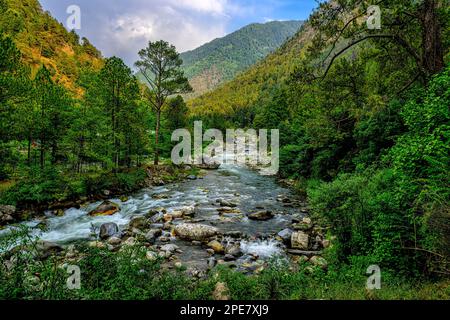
[154,109,160,165]
[40,145,44,169]
[27,134,31,166]
[421,0,444,77]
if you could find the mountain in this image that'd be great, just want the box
[136,20,303,98]
[188,22,314,117]
[0,0,103,95]
[180,20,303,97]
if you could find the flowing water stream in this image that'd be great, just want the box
[3,162,305,271]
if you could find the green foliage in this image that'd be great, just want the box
[0,0,103,94]
[308,67,450,276]
[136,40,192,165]
[2,229,448,300]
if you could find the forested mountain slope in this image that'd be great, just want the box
[0,0,103,95]
[137,20,303,98]
[187,23,315,122]
[180,20,303,97]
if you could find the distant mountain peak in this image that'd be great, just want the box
[165,20,303,99]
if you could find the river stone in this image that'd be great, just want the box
[99,222,119,240]
[129,216,147,229]
[149,212,164,223]
[224,231,243,238]
[217,207,241,214]
[145,229,162,244]
[0,205,16,216]
[160,244,179,253]
[36,240,63,259]
[247,210,274,221]
[170,211,184,219]
[123,237,136,246]
[174,223,218,241]
[277,228,293,244]
[292,222,312,231]
[207,240,224,254]
[163,213,173,222]
[88,241,106,249]
[89,201,119,216]
[187,175,197,180]
[218,199,237,207]
[224,254,236,261]
[181,206,196,217]
[149,223,164,229]
[225,244,241,257]
[291,231,309,250]
[107,236,122,246]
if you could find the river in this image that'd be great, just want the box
[7,162,307,272]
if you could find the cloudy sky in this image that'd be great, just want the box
[39,0,318,67]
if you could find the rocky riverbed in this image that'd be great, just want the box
[0,162,329,277]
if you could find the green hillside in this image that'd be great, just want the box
[181,20,302,96]
[0,0,103,95]
[188,23,314,119]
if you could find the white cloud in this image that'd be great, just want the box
[40,0,263,67]
[174,0,227,15]
[99,2,228,65]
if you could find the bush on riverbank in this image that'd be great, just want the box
[1,228,449,300]
[0,167,148,208]
[302,68,450,278]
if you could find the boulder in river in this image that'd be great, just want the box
[99,222,119,240]
[195,156,220,170]
[225,244,241,257]
[247,210,274,221]
[207,240,224,254]
[277,228,293,244]
[145,229,162,244]
[217,199,237,208]
[160,243,179,254]
[174,223,219,241]
[291,231,309,250]
[36,240,63,259]
[89,201,119,217]
[129,216,147,229]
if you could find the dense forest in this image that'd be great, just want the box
[0,0,187,207]
[0,0,449,300]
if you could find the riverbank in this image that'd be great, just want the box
[1,162,449,300]
[0,163,197,229]
[1,232,449,300]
